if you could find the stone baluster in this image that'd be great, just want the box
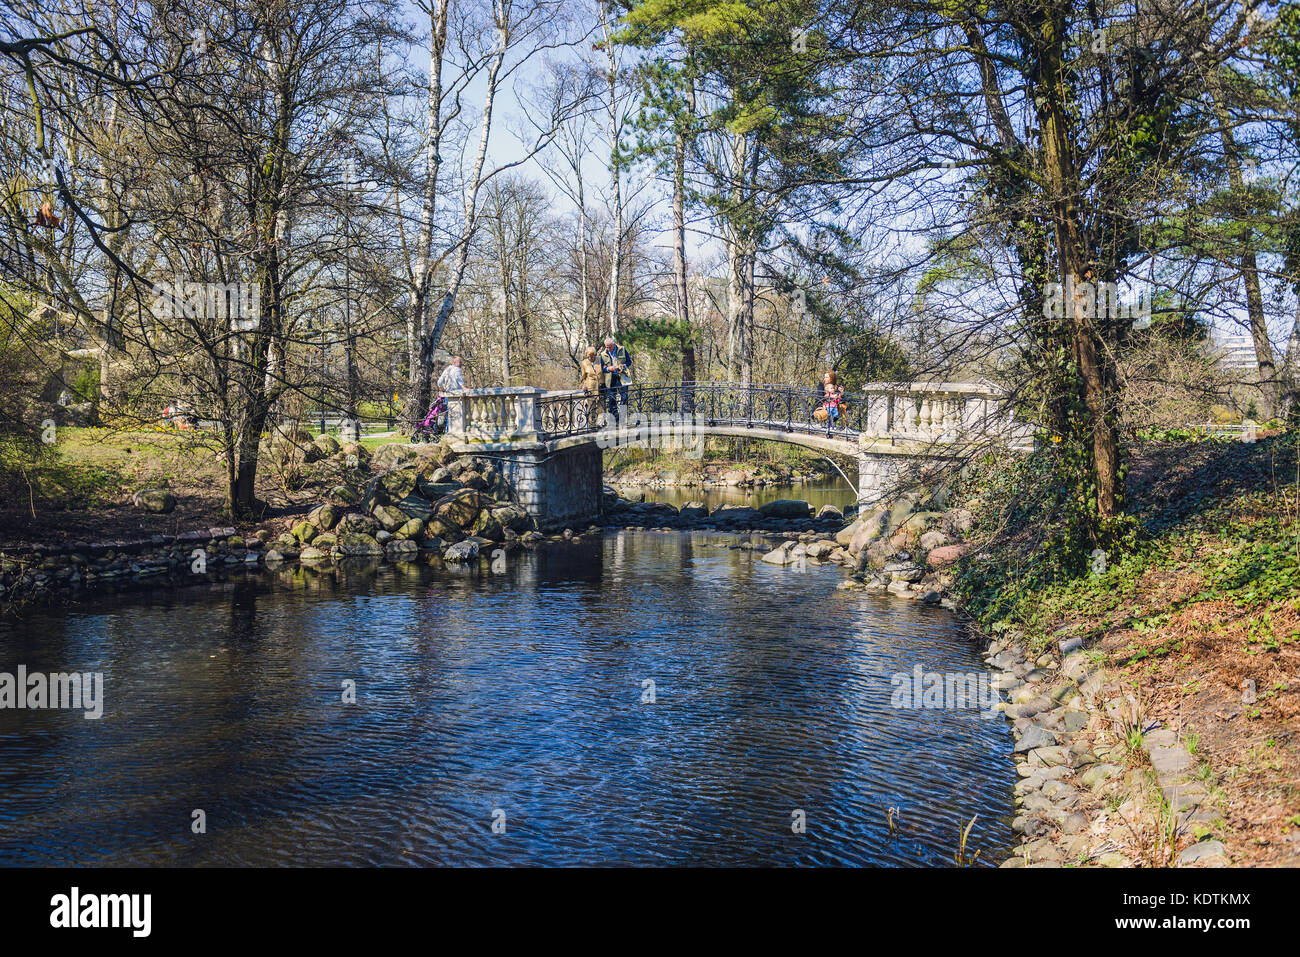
[867,393,888,435]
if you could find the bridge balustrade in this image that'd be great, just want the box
[446,380,1029,449]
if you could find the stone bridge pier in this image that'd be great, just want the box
[444,388,604,529]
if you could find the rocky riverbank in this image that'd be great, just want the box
[981,630,1228,868]
[0,437,583,608]
[606,460,827,490]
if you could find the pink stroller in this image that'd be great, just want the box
[411,396,447,443]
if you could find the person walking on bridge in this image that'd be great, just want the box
[600,337,632,421]
[437,356,465,393]
[579,346,603,425]
[819,370,845,433]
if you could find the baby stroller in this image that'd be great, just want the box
[411,396,447,443]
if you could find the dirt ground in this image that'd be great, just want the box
[0,427,367,547]
[1059,438,1300,866]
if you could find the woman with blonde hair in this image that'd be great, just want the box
[579,346,603,424]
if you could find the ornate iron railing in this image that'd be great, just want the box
[449,380,1029,448]
[531,381,1022,445]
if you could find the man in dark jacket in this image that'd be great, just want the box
[600,336,633,420]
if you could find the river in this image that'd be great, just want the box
[0,530,1015,866]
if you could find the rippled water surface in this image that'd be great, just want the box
[0,531,1014,866]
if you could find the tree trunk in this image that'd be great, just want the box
[604,6,622,336]
[413,17,506,405]
[1212,94,1277,414]
[673,86,694,397]
[405,0,449,431]
[1039,14,1120,524]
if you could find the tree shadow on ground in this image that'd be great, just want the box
[1127,433,1298,536]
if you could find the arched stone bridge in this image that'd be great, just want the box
[444,381,1032,527]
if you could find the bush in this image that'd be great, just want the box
[71,365,100,402]
[0,295,55,503]
[951,447,1133,627]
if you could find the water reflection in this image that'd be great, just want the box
[0,531,1014,866]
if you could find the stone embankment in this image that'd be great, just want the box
[980,631,1229,868]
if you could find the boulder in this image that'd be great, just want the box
[339,442,370,466]
[133,489,177,514]
[313,434,340,456]
[761,541,801,565]
[385,539,419,559]
[313,532,337,549]
[678,502,710,521]
[338,513,377,534]
[372,504,408,533]
[379,466,420,500]
[918,529,950,551]
[308,504,339,531]
[299,546,330,562]
[883,561,925,583]
[900,510,943,536]
[491,504,532,533]
[805,540,838,560]
[301,443,326,464]
[948,508,974,535]
[443,539,480,562]
[471,509,504,541]
[370,443,416,472]
[1177,841,1227,866]
[460,470,488,491]
[431,488,485,530]
[416,478,461,501]
[328,484,361,507]
[395,519,425,540]
[628,502,679,522]
[389,492,436,522]
[710,504,760,524]
[291,521,318,544]
[848,509,889,555]
[758,499,812,519]
[926,543,969,568]
[841,507,887,546]
[332,532,383,557]
[485,472,512,500]
[835,517,865,547]
[816,504,843,522]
